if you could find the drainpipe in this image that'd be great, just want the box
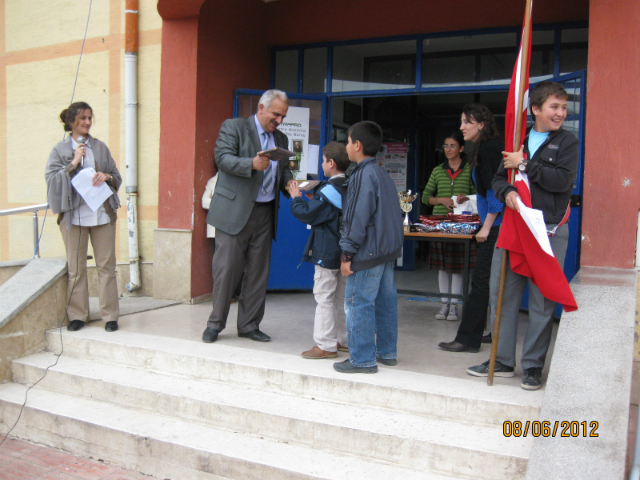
[124,0,141,292]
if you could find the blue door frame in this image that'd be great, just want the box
[232,69,586,291]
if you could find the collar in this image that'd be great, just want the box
[70,136,92,149]
[254,115,269,138]
[443,157,467,173]
[329,173,346,179]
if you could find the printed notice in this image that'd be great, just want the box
[71,167,113,212]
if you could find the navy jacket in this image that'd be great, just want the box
[291,176,346,270]
[493,127,578,224]
[340,157,404,272]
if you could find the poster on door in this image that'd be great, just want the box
[376,143,408,191]
[278,106,310,180]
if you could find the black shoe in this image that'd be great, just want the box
[438,340,479,353]
[481,333,492,344]
[67,320,85,332]
[333,359,378,374]
[105,321,118,332]
[377,357,398,366]
[467,360,514,377]
[521,367,543,390]
[238,329,270,342]
[202,327,219,343]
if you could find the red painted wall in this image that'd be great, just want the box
[582,0,640,268]
[190,0,271,298]
[158,17,199,231]
[266,0,588,45]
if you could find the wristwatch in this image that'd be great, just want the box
[517,161,528,173]
[340,253,353,263]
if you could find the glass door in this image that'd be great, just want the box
[233,89,328,290]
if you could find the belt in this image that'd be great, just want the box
[254,200,274,208]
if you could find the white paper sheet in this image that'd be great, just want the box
[307,144,319,175]
[71,167,113,212]
[453,194,477,214]
[516,197,554,257]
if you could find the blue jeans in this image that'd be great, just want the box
[345,262,398,367]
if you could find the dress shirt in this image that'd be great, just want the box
[254,115,277,203]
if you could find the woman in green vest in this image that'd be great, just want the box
[421,130,476,321]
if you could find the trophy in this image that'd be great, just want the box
[398,190,418,232]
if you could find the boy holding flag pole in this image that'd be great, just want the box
[467,0,579,389]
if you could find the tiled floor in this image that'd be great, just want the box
[0,437,154,480]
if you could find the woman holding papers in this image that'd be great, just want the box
[45,101,121,333]
[422,130,476,321]
[438,103,504,353]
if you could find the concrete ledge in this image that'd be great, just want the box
[526,267,636,479]
[0,259,68,382]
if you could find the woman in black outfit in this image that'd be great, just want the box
[438,104,504,353]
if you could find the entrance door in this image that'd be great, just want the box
[233,89,327,290]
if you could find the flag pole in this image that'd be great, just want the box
[488,0,533,386]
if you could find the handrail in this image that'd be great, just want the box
[0,203,49,216]
[0,203,49,258]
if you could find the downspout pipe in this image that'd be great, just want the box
[125,0,141,292]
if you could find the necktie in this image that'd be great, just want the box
[261,132,274,195]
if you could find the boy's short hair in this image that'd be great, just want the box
[530,81,569,117]
[322,141,350,173]
[347,121,383,156]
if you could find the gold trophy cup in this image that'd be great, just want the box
[398,190,418,232]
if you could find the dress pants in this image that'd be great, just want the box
[493,223,569,370]
[207,203,273,334]
[312,265,347,352]
[454,225,500,349]
[60,220,119,323]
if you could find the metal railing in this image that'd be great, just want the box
[0,204,49,259]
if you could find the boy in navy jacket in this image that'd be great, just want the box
[335,121,404,374]
[290,142,351,359]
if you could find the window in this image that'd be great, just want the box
[333,41,416,92]
[422,33,517,87]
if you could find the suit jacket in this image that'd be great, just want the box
[207,116,293,238]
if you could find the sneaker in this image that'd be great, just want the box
[446,303,459,321]
[521,367,543,390]
[467,360,514,377]
[435,303,450,320]
[333,359,378,374]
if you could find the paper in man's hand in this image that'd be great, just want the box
[71,167,113,212]
[516,197,554,256]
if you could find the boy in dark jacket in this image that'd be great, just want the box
[334,121,404,374]
[468,81,579,390]
[290,142,350,359]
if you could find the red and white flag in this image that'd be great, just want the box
[497,173,578,312]
[504,0,533,156]
[497,0,578,312]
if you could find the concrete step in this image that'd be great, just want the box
[0,383,462,480]
[45,328,542,427]
[11,352,531,479]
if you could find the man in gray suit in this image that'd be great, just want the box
[203,90,296,343]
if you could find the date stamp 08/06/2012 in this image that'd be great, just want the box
[503,420,599,438]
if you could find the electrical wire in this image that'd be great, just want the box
[0,0,93,449]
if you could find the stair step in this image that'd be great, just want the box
[45,329,542,426]
[11,352,531,479]
[0,383,462,480]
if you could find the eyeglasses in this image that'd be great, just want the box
[443,144,460,150]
